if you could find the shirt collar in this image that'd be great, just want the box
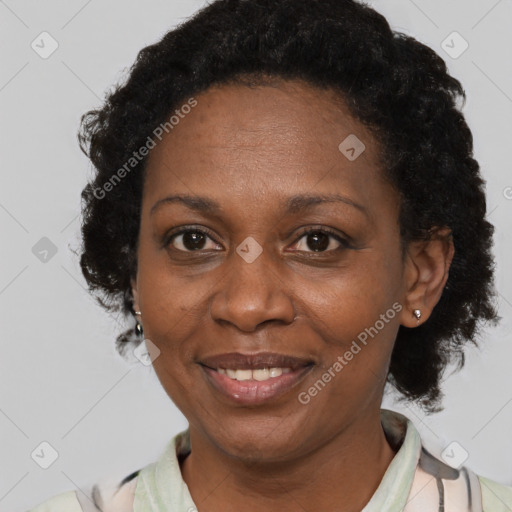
[363,409,422,511]
[134,408,421,512]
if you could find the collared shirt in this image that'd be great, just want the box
[28,409,512,511]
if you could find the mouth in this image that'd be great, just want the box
[199,351,314,405]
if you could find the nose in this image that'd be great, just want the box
[209,245,296,332]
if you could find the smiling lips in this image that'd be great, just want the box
[200,351,314,404]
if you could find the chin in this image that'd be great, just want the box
[207,417,306,463]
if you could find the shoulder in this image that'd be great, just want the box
[381,409,512,511]
[27,490,83,512]
[478,475,512,511]
[26,431,189,512]
[27,470,141,512]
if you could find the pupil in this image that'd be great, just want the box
[307,232,329,252]
[183,231,206,250]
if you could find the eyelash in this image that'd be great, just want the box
[164,225,350,254]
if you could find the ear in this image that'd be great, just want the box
[399,227,454,328]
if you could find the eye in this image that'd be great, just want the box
[291,227,349,253]
[167,227,222,252]
[165,226,349,254]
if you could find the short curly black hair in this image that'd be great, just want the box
[78,0,499,413]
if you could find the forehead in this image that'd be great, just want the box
[142,80,395,222]
[149,80,378,156]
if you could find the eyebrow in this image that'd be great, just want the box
[150,193,368,217]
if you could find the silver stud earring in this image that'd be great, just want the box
[413,309,421,325]
[135,320,144,339]
[134,311,143,338]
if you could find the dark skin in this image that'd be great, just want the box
[131,80,454,512]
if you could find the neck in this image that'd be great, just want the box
[180,410,397,512]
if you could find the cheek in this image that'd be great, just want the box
[297,260,402,380]
[306,311,399,411]
[150,355,202,423]
[298,260,400,327]
[136,247,211,336]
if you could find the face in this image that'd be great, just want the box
[131,80,416,462]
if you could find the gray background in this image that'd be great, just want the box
[0,0,511,510]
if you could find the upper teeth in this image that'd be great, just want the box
[218,368,291,381]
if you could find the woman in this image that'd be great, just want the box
[29,0,511,510]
